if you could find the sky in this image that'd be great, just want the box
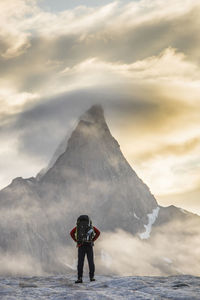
[0,0,200,215]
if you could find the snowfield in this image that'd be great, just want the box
[139,207,160,240]
[0,275,200,299]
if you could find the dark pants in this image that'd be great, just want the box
[78,244,95,279]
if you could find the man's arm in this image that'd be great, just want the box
[70,227,77,242]
[93,226,100,241]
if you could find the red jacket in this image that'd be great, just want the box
[70,226,100,247]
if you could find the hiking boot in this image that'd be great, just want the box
[75,278,83,283]
[90,277,95,282]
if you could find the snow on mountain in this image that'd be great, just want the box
[139,206,160,239]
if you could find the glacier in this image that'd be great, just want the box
[0,275,200,299]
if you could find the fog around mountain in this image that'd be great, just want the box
[0,105,199,276]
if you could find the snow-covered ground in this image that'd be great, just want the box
[0,275,200,299]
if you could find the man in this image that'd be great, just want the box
[70,215,100,283]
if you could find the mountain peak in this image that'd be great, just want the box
[40,104,158,233]
[80,104,105,124]
[68,104,109,142]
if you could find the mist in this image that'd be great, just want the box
[1,207,199,277]
[61,218,200,277]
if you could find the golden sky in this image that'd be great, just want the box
[0,0,200,214]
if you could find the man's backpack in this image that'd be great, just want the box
[76,215,94,244]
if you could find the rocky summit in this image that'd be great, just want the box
[39,105,159,233]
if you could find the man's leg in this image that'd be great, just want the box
[77,246,86,279]
[86,245,95,280]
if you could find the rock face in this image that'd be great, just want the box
[0,105,198,274]
[40,105,158,233]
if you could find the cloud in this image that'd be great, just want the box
[0,0,38,58]
[95,219,200,276]
[1,194,200,276]
[0,88,39,116]
[135,137,200,162]
[0,252,44,276]
[62,218,200,277]
[1,78,189,160]
[1,0,200,91]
